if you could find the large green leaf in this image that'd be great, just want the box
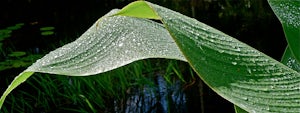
[0,9,186,109]
[268,0,300,63]
[115,1,300,112]
[26,9,186,76]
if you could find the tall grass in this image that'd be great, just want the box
[1,58,192,113]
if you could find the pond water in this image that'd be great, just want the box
[113,75,187,113]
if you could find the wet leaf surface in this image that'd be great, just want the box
[268,0,300,63]
[26,9,185,76]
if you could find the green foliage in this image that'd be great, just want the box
[0,0,299,113]
[40,26,55,36]
[0,30,11,41]
[40,27,55,31]
[0,23,39,68]
[8,51,26,57]
[41,31,55,36]
[234,105,248,113]
[6,23,24,30]
[114,1,161,19]
[0,54,42,71]
[0,72,34,108]
[268,0,300,63]
[1,59,186,112]
[0,23,24,41]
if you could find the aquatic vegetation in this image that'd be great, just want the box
[0,23,43,71]
[40,26,55,36]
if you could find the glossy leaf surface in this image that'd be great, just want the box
[146,2,300,112]
[268,0,300,63]
[116,1,300,112]
[114,1,161,19]
[26,9,186,76]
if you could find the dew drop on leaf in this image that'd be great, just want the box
[232,62,237,65]
[247,68,252,74]
[26,9,187,75]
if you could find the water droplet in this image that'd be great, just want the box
[251,110,257,113]
[236,47,241,51]
[118,43,123,47]
[266,106,270,111]
[243,97,248,101]
[232,62,237,65]
[247,68,252,74]
[218,50,224,53]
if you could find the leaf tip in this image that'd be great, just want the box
[113,1,161,20]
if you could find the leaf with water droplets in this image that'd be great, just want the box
[139,1,300,113]
[0,9,186,109]
[26,9,186,76]
[113,1,161,20]
[268,0,300,63]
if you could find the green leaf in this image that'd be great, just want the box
[40,26,55,31]
[8,51,26,57]
[41,31,54,36]
[0,72,34,109]
[234,105,248,113]
[145,1,300,112]
[0,9,186,108]
[25,9,186,76]
[0,34,10,41]
[15,23,25,27]
[0,29,12,35]
[281,46,300,72]
[268,0,300,63]
[114,1,161,20]
[6,25,21,30]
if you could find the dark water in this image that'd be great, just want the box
[0,0,286,59]
[113,75,187,113]
[103,69,235,113]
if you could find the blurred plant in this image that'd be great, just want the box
[40,26,55,36]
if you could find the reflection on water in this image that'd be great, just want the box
[114,75,187,113]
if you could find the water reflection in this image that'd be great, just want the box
[114,75,187,113]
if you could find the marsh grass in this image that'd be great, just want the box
[1,59,191,113]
